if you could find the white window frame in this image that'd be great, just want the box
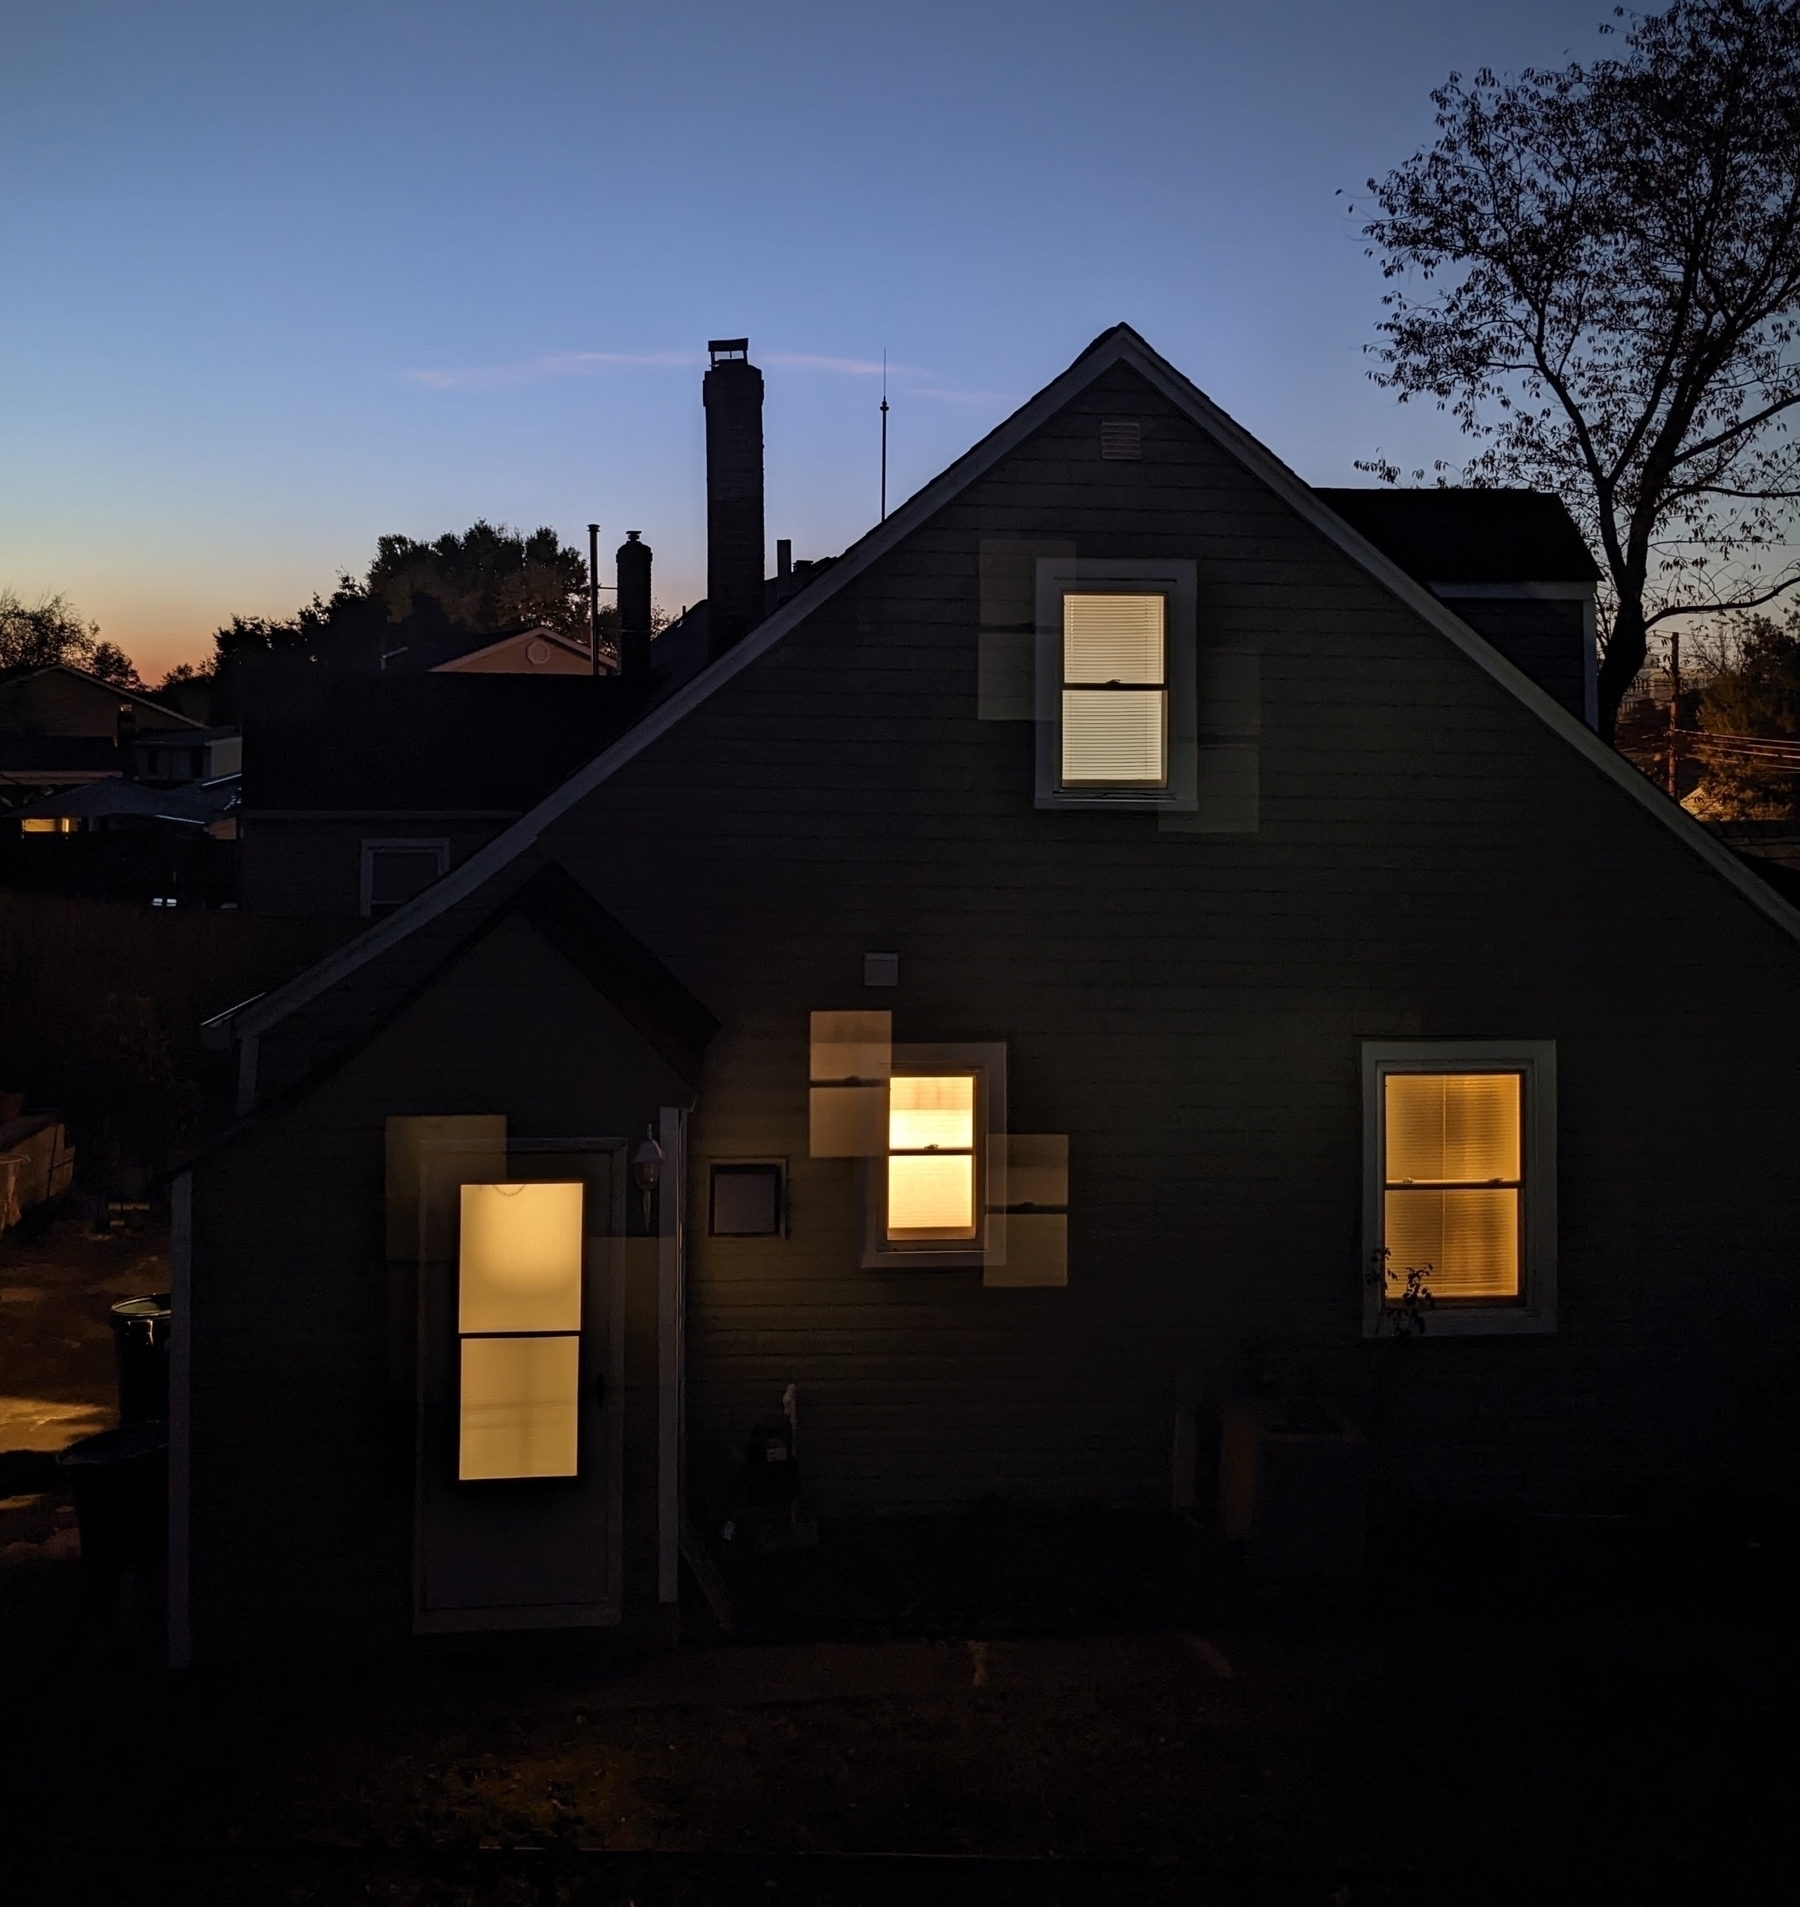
[1035,558,1197,811]
[360,837,450,918]
[1362,1040,1557,1338]
[861,1041,1007,1271]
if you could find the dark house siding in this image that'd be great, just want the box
[188,914,688,1658]
[492,360,1800,1521]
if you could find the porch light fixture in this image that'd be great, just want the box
[632,1126,664,1228]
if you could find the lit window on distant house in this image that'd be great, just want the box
[456,1181,583,1480]
[361,839,449,916]
[1364,1042,1557,1337]
[20,816,77,835]
[1061,593,1167,787]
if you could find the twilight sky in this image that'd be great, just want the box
[3,0,1618,682]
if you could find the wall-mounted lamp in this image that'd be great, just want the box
[632,1126,664,1229]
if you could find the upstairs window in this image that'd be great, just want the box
[1363,1041,1557,1337]
[1061,594,1167,788]
[1035,559,1197,811]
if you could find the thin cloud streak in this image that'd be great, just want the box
[906,386,1015,406]
[408,350,700,391]
[410,348,934,391]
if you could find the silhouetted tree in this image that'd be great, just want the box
[0,587,142,686]
[1357,1,1800,736]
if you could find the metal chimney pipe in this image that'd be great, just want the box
[587,522,601,677]
[617,531,652,681]
[703,338,764,661]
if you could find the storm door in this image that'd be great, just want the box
[413,1136,625,1631]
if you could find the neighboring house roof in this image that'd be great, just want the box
[243,672,659,813]
[431,627,602,675]
[231,322,1800,1049]
[13,775,238,827]
[0,664,204,736]
[1313,489,1602,587]
[0,735,122,784]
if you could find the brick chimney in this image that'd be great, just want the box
[704,339,764,661]
[616,531,652,681]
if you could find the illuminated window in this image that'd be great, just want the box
[861,1042,1006,1269]
[20,816,77,834]
[886,1074,979,1242]
[1061,593,1167,786]
[1363,1043,1557,1337]
[1034,559,1197,810]
[456,1181,583,1479]
[1382,1072,1521,1301]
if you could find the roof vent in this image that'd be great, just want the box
[1100,419,1142,461]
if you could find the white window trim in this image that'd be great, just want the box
[360,837,450,918]
[1361,1039,1557,1338]
[1034,558,1198,811]
[860,1041,1007,1270]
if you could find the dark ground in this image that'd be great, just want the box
[2,1220,1795,1905]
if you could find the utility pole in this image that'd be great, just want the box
[1667,628,1681,797]
[588,522,601,678]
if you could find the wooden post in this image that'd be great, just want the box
[1667,629,1681,797]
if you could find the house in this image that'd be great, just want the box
[430,625,600,675]
[0,665,204,807]
[170,327,1800,1664]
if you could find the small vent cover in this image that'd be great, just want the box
[1100,419,1142,461]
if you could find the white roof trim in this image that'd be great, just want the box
[236,325,1800,1043]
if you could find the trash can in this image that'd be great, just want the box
[109,1293,172,1424]
[56,1420,170,1610]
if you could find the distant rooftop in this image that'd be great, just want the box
[1315,488,1601,587]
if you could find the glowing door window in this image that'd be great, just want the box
[456,1182,583,1478]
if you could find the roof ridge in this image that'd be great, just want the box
[230,324,1800,1056]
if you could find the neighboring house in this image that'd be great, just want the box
[0,665,203,807]
[431,626,600,676]
[173,327,1800,1664]
[235,663,705,918]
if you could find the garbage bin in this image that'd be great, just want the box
[109,1293,172,1424]
[55,1420,169,1610]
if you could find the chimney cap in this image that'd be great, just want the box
[626,529,641,541]
[708,338,749,364]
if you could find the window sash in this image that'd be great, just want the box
[884,1071,980,1244]
[1380,1071,1525,1304]
[1059,590,1169,789]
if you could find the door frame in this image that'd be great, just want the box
[411,1134,627,1634]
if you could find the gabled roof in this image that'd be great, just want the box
[430,625,599,674]
[185,860,719,1165]
[0,664,204,733]
[1314,488,1602,587]
[233,323,1800,1050]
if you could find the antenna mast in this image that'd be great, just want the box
[880,352,889,522]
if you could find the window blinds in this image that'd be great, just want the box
[1383,1073,1522,1301]
[1061,593,1167,785]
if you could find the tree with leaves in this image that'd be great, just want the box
[1357,0,1800,737]
[0,588,141,686]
